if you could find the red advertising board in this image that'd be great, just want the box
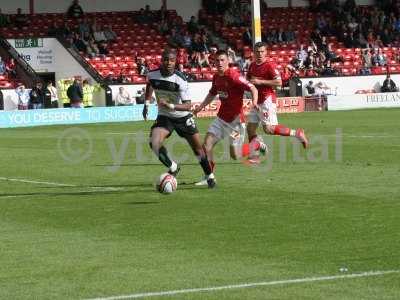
[192,97,305,118]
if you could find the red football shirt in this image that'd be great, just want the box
[247,60,281,104]
[209,68,253,123]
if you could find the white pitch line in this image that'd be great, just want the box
[0,177,123,192]
[86,270,400,300]
[0,177,76,187]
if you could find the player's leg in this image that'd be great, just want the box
[174,114,215,188]
[245,105,267,156]
[184,133,216,188]
[149,117,180,176]
[260,98,309,148]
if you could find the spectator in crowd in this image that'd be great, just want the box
[98,42,109,56]
[242,27,252,46]
[381,74,398,92]
[196,51,210,67]
[78,17,91,39]
[5,58,16,78]
[67,78,84,108]
[359,62,372,75]
[13,8,29,28]
[0,8,10,27]
[29,82,45,109]
[0,88,3,110]
[16,84,30,110]
[284,25,296,43]
[305,80,316,96]
[361,48,372,67]
[115,86,134,105]
[137,57,149,75]
[177,63,196,81]
[103,25,117,42]
[187,16,199,34]
[320,60,338,76]
[372,48,387,66]
[0,57,6,75]
[93,23,107,43]
[135,87,147,104]
[67,0,84,19]
[86,38,100,58]
[46,81,59,108]
[72,32,87,53]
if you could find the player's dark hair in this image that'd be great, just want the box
[215,50,228,57]
[162,48,177,59]
[254,41,267,49]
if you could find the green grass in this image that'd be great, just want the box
[0,108,399,300]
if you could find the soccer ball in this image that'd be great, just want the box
[156,173,177,194]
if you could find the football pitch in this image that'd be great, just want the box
[0,108,399,300]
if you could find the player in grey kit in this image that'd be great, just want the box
[142,48,215,188]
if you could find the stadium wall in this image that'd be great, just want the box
[7,38,106,107]
[1,0,373,18]
[1,0,203,21]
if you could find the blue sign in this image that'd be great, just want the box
[0,105,158,128]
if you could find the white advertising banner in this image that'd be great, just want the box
[299,74,396,96]
[327,92,400,111]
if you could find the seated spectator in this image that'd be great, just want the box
[0,8,10,27]
[67,0,84,19]
[93,24,107,43]
[103,25,117,42]
[0,57,6,75]
[320,60,338,76]
[196,51,210,67]
[6,58,16,78]
[208,46,218,66]
[355,32,368,48]
[72,32,87,53]
[381,74,398,92]
[86,38,100,58]
[276,27,286,44]
[305,81,316,96]
[325,43,343,63]
[29,82,45,109]
[284,25,296,43]
[181,30,192,49]
[242,27,252,46]
[137,57,149,75]
[177,63,196,81]
[266,29,277,44]
[187,16,199,34]
[381,28,393,46]
[362,48,372,67]
[15,84,30,110]
[14,8,29,28]
[372,48,387,66]
[115,87,134,105]
[359,62,372,75]
[98,42,109,56]
[78,17,91,39]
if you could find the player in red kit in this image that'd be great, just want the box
[247,42,308,155]
[193,50,259,185]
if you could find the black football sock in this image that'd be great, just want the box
[158,146,173,169]
[198,154,212,176]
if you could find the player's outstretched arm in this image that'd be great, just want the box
[142,83,154,121]
[192,93,215,115]
[158,99,192,112]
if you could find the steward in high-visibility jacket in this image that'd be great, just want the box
[57,78,73,107]
[82,79,101,107]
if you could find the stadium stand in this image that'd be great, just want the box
[1,1,400,86]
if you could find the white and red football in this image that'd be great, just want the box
[156,173,177,194]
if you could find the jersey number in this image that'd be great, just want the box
[186,117,196,128]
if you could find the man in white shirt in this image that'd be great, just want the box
[115,86,135,105]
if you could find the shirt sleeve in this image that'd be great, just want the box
[209,75,218,96]
[267,64,282,80]
[231,72,254,91]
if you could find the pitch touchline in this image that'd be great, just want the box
[86,270,400,300]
